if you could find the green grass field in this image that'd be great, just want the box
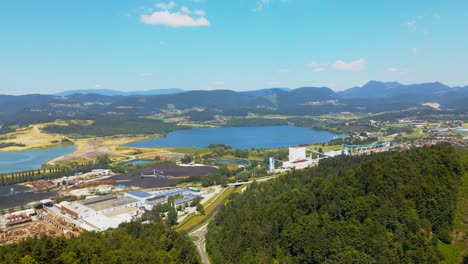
[175,187,235,232]
[168,147,212,155]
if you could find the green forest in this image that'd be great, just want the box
[207,144,465,263]
[0,220,200,264]
[42,118,182,137]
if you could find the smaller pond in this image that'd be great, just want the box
[214,159,252,166]
[123,160,152,166]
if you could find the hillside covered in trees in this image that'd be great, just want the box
[207,144,464,263]
[0,221,200,264]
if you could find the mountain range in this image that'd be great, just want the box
[0,81,467,126]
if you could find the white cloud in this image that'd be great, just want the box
[332,58,367,71]
[212,80,225,86]
[156,1,176,10]
[411,48,418,55]
[180,6,190,14]
[141,10,210,27]
[194,10,206,16]
[306,61,328,72]
[95,84,102,88]
[307,61,319,68]
[268,80,281,86]
[252,0,289,12]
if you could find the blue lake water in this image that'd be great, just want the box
[0,146,76,174]
[214,159,252,166]
[127,126,345,149]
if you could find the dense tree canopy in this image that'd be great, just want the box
[207,144,464,263]
[0,221,200,264]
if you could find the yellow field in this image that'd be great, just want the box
[50,136,158,164]
[319,113,362,120]
[0,123,65,152]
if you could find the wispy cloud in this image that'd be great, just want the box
[411,47,418,55]
[252,0,269,12]
[306,61,328,72]
[251,0,289,12]
[141,2,209,27]
[141,11,209,27]
[331,58,367,71]
[156,1,176,10]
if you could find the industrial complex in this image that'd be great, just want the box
[1,186,202,241]
[270,142,391,172]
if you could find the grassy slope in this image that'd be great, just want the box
[175,187,235,232]
[439,150,468,263]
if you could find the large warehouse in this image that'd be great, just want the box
[58,188,201,231]
[282,147,318,170]
[60,195,141,219]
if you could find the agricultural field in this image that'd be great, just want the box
[0,123,67,152]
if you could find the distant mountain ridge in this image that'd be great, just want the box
[0,81,467,125]
[55,88,185,97]
[339,81,452,99]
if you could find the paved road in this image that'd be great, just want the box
[190,223,210,264]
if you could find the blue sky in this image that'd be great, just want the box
[0,0,467,94]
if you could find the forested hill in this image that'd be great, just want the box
[207,144,464,263]
[0,221,200,264]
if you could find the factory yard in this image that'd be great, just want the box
[109,163,217,188]
[0,160,221,245]
[0,219,66,245]
[0,190,58,210]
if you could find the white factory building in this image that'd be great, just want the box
[57,188,201,232]
[282,147,318,170]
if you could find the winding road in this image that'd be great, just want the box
[190,223,210,264]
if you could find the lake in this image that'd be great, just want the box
[0,146,77,174]
[127,126,345,149]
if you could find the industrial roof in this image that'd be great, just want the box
[62,202,95,216]
[127,190,152,199]
[174,194,199,205]
[85,196,139,212]
[149,188,186,197]
[82,215,120,231]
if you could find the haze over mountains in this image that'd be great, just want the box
[0,81,467,126]
[55,88,185,97]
